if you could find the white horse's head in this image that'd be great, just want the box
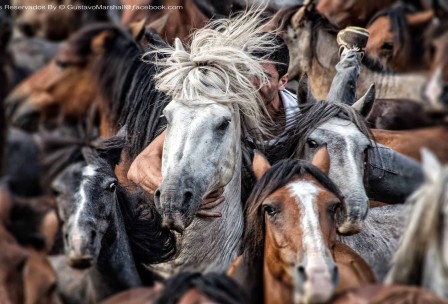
[148,11,278,232]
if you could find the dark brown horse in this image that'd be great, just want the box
[230,150,375,304]
[365,4,433,72]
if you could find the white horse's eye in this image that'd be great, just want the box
[217,120,230,131]
[307,139,318,148]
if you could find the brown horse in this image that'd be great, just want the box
[121,0,211,44]
[365,4,434,72]
[316,0,401,27]
[372,126,448,163]
[14,0,110,41]
[0,185,60,304]
[230,149,375,304]
[4,21,148,131]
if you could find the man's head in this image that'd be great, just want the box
[252,34,290,109]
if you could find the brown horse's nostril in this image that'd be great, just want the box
[332,265,339,285]
[297,265,307,281]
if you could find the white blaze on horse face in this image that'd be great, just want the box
[288,180,328,266]
[72,165,97,237]
[162,100,238,192]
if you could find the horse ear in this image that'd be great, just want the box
[91,30,116,55]
[174,37,185,51]
[82,147,99,165]
[40,210,59,253]
[148,13,171,38]
[311,145,330,175]
[128,18,147,42]
[352,84,376,116]
[421,148,442,183]
[291,0,315,29]
[96,127,127,166]
[297,73,317,105]
[253,150,271,180]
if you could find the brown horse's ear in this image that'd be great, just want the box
[406,11,434,28]
[253,150,271,180]
[91,30,116,55]
[128,18,147,42]
[148,13,171,39]
[312,145,330,175]
[39,210,59,253]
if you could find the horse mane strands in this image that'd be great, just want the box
[144,7,282,144]
[387,161,448,284]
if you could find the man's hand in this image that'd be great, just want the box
[127,130,166,196]
[128,129,226,215]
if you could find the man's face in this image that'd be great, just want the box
[258,63,288,107]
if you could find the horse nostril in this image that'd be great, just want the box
[18,22,34,37]
[297,265,307,280]
[90,230,96,245]
[332,265,339,285]
[182,190,193,208]
[155,189,161,199]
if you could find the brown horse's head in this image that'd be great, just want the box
[245,148,347,303]
[365,6,433,72]
[5,22,146,131]
[0,187,60,304]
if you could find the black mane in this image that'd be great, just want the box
[90,24,170,161]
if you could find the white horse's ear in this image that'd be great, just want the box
[291,0,315,29]
[421,148,442,183]
[174,37,185,51]
[297,73,317,105]
[253,150,271,180]
[352,84,376,117]
[312,145,330,175]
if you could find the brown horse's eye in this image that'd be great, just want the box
[263,205,277,217]
[381,42,393,51]
[327,202,340,216]
[55,59,69,69]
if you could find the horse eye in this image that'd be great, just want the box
[108,182,117,192]
[327,202,340,216]
[55,59,69,69]
[217,120,230,131]
[263,205,277,217]
[307,139,318,148]
[381,42,393,51]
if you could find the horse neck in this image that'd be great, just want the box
[92,193,142,297]
[309,23,428,101]
[333,241,375,293]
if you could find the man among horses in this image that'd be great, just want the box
[128,28,368,196]
[128,25,423,207]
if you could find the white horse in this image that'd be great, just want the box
[147,10,278,277]
[386,149,448,299]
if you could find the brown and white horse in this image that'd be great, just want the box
[230,149,375,304]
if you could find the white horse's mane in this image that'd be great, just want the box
[387,151,448,283]
[145,8,282,143]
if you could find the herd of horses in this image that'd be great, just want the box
[1,0,448,303]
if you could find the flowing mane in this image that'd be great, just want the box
[146,9,285,145]
[269,101,374,162]
[387,159,448,285]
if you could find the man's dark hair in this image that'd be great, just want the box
[155,272,246,304]
[252,33,290,78]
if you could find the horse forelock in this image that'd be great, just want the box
[145,9,285,144]
[269,101,373,162]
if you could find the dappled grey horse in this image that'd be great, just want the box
[51,134,175,303]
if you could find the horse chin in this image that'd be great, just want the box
[161,211,190,233]
[337,219,363,236]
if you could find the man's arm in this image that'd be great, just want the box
[128,129,166,195]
